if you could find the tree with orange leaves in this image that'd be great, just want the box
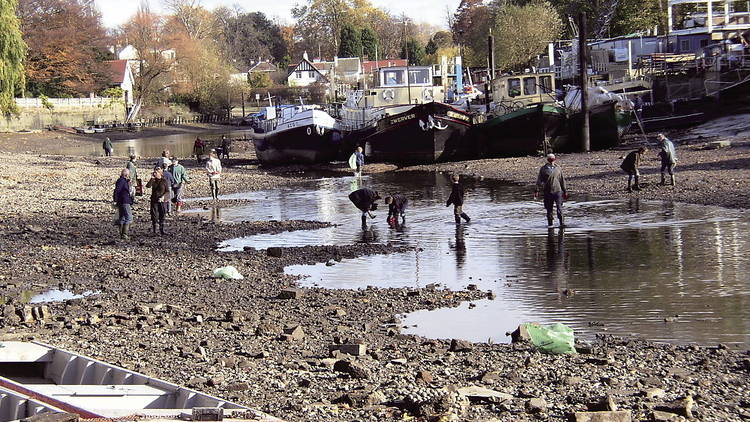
[18,0,112,97]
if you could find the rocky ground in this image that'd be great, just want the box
[0,128,749,422]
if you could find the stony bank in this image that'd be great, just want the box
[0,131,748,422]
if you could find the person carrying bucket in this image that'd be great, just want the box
[349,146,365,177]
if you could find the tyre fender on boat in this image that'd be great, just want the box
[316,125,325,136]
[423,88,433,102]
[382,89,395,101]
[306,126,312,136]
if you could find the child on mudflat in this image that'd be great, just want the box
[446,174,470,224]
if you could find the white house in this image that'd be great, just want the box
[105,60,135,106]
[117,44,177,75]
[287,52,330,87]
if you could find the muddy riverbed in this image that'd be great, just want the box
[194,171,750,347]
[1,126,749,421]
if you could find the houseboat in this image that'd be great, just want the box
[559,86,634,151]
[474,72,566,157]
[251,104,343,165]
[340,66,475,163]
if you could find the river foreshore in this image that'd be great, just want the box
[1,132,749,421]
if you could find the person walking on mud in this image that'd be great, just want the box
[446,174,471,224]
[206,149,223,201]
[221,135,231,160]
[535,153,567,228]
[193,137,205,163]
[126,154,142,197]
[113,168,133,240]
[102,137,113,156]
[385,194,408,225]
[657,133,677,186]
[158,150,172,168]
[621,147,647,192]
[170,157,190,212]
[161,163,176,215]
[354,146,365,177]
[146,168,169,235]
[349,188,381,227]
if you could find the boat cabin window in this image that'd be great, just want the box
[540,76,553,94]
[508,78,521,97]
[523,77,537,95]
[383,69,405,86]
[409,68,431,85]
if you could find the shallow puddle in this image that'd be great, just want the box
[206,171,750,346]
[29,289,98,304]
[48,129,253,157]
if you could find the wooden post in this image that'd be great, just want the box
[241,91,245,117]
[578,12,591,152]
[487,34,495,80]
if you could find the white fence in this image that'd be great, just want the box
[14,97,118,108]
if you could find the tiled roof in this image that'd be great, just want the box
[105,60,128,84]
[362,59,408,73]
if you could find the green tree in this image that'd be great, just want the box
[425,38,438,56]
[493,0,561,71]
[360,27,377,59]
[609,0,664,36]
[401,38,425,65]
[213,7,288,69]
[248,72,272,89]
[0,0,26,115]
[338,24,361,57]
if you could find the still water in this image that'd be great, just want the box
[202,172,750,346]
[51,129,253,157]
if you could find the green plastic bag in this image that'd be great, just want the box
[523,323,577,354]
[212,266,244,280]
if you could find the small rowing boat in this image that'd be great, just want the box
[0,341,282,421]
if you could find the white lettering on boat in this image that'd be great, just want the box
[446,111,470,122]
[390,114,416,125]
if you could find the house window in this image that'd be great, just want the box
[309,71,315,78]
[296,71,302,79]
[523,77,537,95]
[680,39,690,52]
[540,76,553,94]
[508,78,521,97]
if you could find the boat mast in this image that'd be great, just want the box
[404,20,412,104]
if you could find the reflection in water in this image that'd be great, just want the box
[204,172,750,346]
[546,227,567,297]
[47,130,253,158]
[450,225,467,269]
[358,225,380,244]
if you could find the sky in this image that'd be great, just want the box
[94,0,460,29]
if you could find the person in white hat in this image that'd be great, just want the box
[535,153,567,228]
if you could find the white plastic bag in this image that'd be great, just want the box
[212,266,244,280]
